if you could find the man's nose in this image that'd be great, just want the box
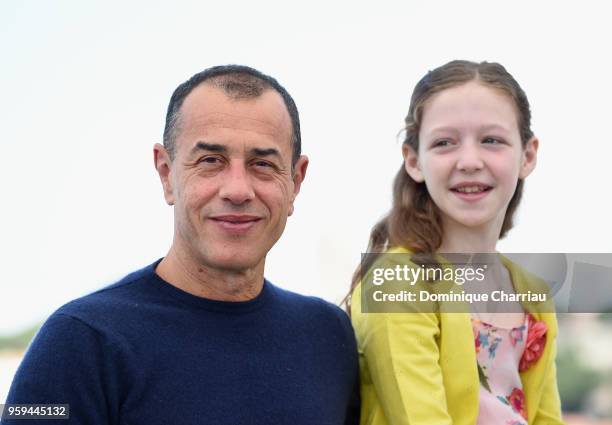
[219,163,255,204]
[456,141,484,173]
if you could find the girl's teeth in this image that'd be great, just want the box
[456,186,486,193]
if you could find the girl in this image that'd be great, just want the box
[349,60,564,425]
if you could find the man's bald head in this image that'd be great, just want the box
[163,65,301,168]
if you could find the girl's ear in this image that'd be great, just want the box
[402,144,425,182]
[519,137,539,179]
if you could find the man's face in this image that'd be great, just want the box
[155,84,308,273]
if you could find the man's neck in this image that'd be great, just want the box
[155,247,266,302]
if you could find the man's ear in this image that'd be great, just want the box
[153,143,175,205]
[288,155,309,216]
[519,136,539,179]
[402,144,424,182]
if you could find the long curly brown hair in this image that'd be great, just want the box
[345,60,534,311]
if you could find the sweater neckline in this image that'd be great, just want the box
[144,258,273,313]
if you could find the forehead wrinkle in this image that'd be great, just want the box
[183,111,291,144]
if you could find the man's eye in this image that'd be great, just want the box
[200,156,222,164]
[253,160,273,168]
[482,137,502,144]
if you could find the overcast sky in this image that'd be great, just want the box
[1,0,611,334]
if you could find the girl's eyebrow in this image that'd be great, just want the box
[425,126,460,136]
[480,124,512,134]
[425,124,512,137]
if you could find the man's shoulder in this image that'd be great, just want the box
[53,260,160,327]
[270,282,342,308]
[2,265,162,414]
[268,283,351,328]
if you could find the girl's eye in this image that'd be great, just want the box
[433,139,452,148]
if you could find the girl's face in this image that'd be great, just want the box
[404,81,538,235]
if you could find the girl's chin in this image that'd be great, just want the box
[444,213,498,230]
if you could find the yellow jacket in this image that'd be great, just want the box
[351,248,565,425]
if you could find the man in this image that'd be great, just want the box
[2,65,360,424]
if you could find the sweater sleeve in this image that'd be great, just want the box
[344,377,361,425]
[338,310,361,425]
[2,313,120,425]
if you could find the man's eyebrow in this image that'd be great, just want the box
[190,141,227,155]
[250,147,281,159]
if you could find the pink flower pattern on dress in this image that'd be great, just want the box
[519,314,547,372]
[497,387,527,421]
[507,388,527,419]
[473,316,529,425]
[509,325,525,347]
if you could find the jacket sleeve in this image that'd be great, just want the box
[532,318,565,425]
[353,308,453,425]
[1,313,118,425]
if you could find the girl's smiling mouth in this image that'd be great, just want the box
[450,182,493,202]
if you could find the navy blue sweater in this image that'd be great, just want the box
[3,260,360,424]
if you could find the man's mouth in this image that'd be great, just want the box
[210,215,261,223]
[209,215,262,234]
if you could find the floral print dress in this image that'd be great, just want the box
[472,315,529,425]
